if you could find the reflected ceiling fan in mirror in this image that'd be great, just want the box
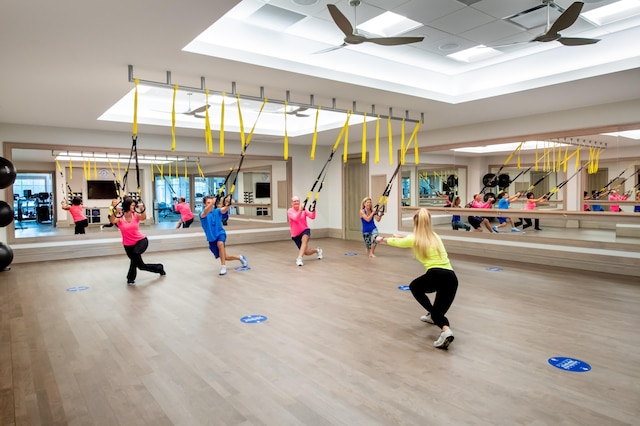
[496,1,600,48]
[156,93,210,119]
[319,0,424,53]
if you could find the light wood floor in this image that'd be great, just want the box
[1,238,639,425]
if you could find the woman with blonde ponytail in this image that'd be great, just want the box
[376,208,459,350]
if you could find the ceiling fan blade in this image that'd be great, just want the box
[365,36,424,46]
[190,105,211,114]
[313,43,348,54]
[546,1,584,36]
[327,4,354,38]
[558,37,600,46]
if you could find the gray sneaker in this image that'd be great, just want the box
[433,329,454,349]
[420,313,435,324]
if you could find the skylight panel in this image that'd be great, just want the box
[357,11,422,37]
[447,45,502,63]
[582,0,640,25]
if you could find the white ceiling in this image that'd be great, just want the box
[1,0,640,154]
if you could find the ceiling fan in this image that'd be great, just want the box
[321,0,424,53]
[516,1,600,47]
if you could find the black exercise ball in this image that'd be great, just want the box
[0,243,13,271]
[0,157,17,189]
[0,201,13,227]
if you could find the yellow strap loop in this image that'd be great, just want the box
[132,79,139,137]
[284,101,289,160]
[342,111,352,163]
[236,94,246,152]
[196,160,205,179]
[400,119,406,165]
[220,93,225,156]
[245,98,267,150]
[374,115,380,164]
[387,117,393,165]
[171,84,178,152]
[205,90,213,154]
[361,113,367,164]
[310,107,320,160]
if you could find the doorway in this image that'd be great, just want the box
[343,157,368,241]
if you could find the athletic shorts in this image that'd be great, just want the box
[208,235,227,259]
[468,216,484,229]
[292,228,311,249]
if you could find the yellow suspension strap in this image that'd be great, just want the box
[56,160,74,204]
[400,119,406,165]
[204,90,213,154]
[171,84,178,152]
[284,101,289,160]
[342,110,351,163]
[226,98,268,201]
[310,106,321,160]
[595,161,636,196]
[545,163,588,200]
[220,93,226,156]
[373,127,419,216]
[303,112,351,212]
[361,112,367,164]
[387,116,393,165]
[374,115,380,164]
[115,136,144,217]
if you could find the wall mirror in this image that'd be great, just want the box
[4,142,290,243]
[398,126,640,246]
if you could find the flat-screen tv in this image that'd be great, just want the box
[255,182,270,198]
[87,180,117,200]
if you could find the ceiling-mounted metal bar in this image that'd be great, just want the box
[127,65,423,124]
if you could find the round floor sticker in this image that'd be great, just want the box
[344,252,358,256]
[548,357,591,372]
[235,266,251,271]
[397,285,410,291]
[486,267,503,272]
[240,315,267,324]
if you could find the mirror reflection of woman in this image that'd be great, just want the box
[61,196,88,234]
[360,197,382,258]
[110,196,165,286]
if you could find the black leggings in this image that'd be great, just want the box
[123,238,164,282]
[409,268,459,328]
[74,219,88,234]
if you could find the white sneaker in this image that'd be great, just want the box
[219,265,227,275]
[240,255,248,268]
[317,247,323,260]
[433,329,454,349]
[492,226,499,233]
[420,313,435,324]
[296,257,303,266]
[511,228,520,233]
[100,225,105,230]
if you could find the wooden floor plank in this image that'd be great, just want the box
[1,238,638,425]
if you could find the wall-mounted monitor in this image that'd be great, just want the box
[87,180,118,200]
[255,182,270,198]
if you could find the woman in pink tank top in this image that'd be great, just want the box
[110,196,165,285]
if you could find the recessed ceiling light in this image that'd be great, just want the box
[439,43,460,51]
[291,0,319,5]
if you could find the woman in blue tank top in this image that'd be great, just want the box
[360,197,382,257]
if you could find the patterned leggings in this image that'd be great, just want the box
[362,228,379,250]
